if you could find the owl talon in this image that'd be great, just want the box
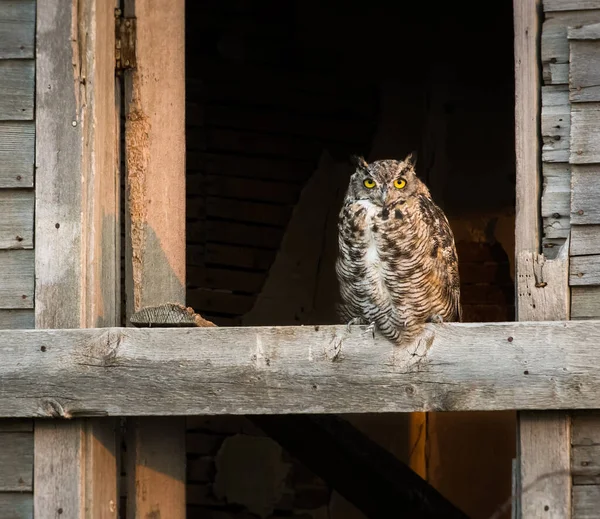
[366,321,376,338]
[428,314,444,324]
[346,317,361,333]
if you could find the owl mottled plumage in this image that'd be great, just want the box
[335,152,461,345]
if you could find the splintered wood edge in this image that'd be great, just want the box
[129,302,216,328]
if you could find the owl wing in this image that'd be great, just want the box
[419,195,462,323]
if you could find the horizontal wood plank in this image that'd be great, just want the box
[572,444,600,483]
[571,103,600,163]
[0,0,35,59]
[0,60,34,120]
[0,122,34,187]
[0,432,33,491]
[0,419,32,432]
[0,250,33,309]
[0,493,32,519]
[570,254,600,285]
[571,165,600,224]
[571,225,600,255]
[0,309,34,329]
[571,286,600,318]
[569,38,600,102]
[573,486,600,519]
[543,215,571,238]
[543,62,569,85]
[544,0,600,11]
[568,21,600,39]
[572,410,600,444]
[0,322,600,416]
[542,163,571,218]
[0,190,33,249]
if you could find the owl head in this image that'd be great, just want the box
[346,152,427,207]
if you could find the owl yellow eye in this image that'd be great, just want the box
[394,178,407,189]
[363,178,376,189]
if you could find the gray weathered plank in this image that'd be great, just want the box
[0,61,33,120]
[0,122,34,188]
[544,62,570,85]
[0,419,32,432]
[573,486,600,519]
[571,225,600,255]
[0,250,33,309]
[0,322,600,416]
[569,21,600,39]
[0,432,33,491]
[0,493,32,519]
[515,0,542,253]
[571,165,600,224]
[570,103,600,163]
[571,286,600,318]
[542,87,571,162]
[542,163,571,218]
[570,254,600,285]
[542,10,600,67]
[572,444,600,483]
[544,215,571,238]
[0,310,34,329]
[544,0,600,11]
[569,38,600,102]
[0,190,33,249]
[0,0,35,59]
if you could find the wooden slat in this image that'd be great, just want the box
[569,37,600,102]
[571,286,600,318]
[187,243,276,271]
[570,255,600,285]
[0,0,35,59]
[515,0,542,254]
[0,420,32,432]
[187,265,266,293]
[186,288,255,315]
[542,86,571,162]
[542,10,600,66]
[0,493,32,519]
[0,190,33,249]
[572,411,600,444]
[573,486,600,519]
[571,165,600,224]
[542,163,571,218]
[0,60,34,120]
[543,215,571,238]
[1,322,600,416]
[0,250,33,309]
[0,122,34,187]
[571,226,600,255]
[201,220,284,249]
[572,444,600,483]
[203,175,300,204]
[0,432,32,491]
[34,0,121,517]
[570,103,600,163]
[544,0,600,11]
[0,309,34,329]
[123,0,187,516]
[569,21,600,39]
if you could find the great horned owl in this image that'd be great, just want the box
[335,152,461,345]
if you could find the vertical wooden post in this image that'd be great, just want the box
[34,0,121,517]
[122,0,187,517]
[514,0,571,517]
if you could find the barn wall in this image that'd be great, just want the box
[0,0,35,516]
[541,0,600,516]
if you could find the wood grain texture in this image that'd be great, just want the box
[571,165,600,224]
[573,486,600,519]
[0,190,33,249]
[0,322,599,416]
[514,0,542,253]
[569,38,600,102]
[0,432,32,491]
[0,0,34,59]
[572,410,600,444]
[571,286,600,318]
[542,10,600,67]
[0,420,32,432]
[0,60,33,120]
[542,86,571,163]
[568,21,600,39]
[123,1,186,517]
[542,163,571,218]
[0,493,32,519]
[0,309,34,329]
[571,226,600,255]
[544,0,600,10]
[0,250,33,309]
[0,122,34,187]
[570,255,600,285]
[570,103,600,163]
[34,0,121,517]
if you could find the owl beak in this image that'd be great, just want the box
[379,188,388,205]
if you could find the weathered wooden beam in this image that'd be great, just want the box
[251,414,469,519]
[34,0,121,517]
[122,0,187,515]
[0,321,599,416]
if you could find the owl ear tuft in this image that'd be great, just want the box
[350,154,369,170]
[405,151,418,168]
